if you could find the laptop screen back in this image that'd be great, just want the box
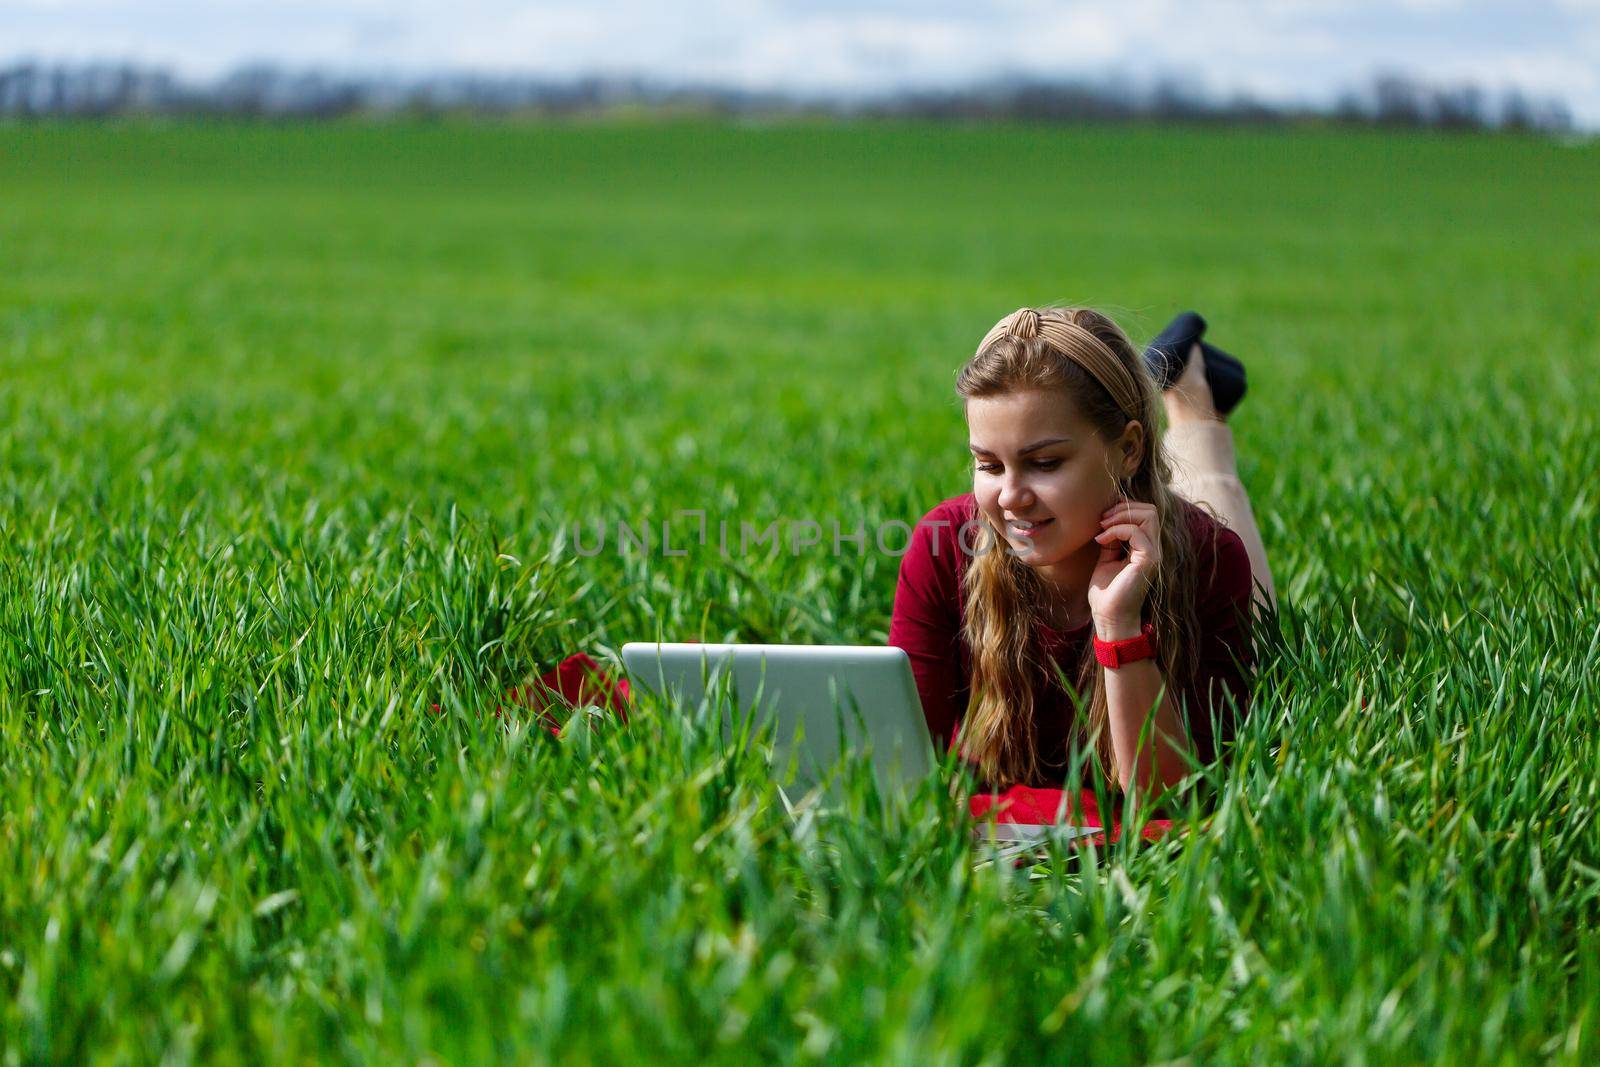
[619,642,937,797]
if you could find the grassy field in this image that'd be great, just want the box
[1,120,1598,1063]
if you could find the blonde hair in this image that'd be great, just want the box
[956,306,1203,789]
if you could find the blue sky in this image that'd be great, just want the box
[6,1,1599,124]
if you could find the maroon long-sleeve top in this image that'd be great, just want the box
[888,493,1255,786]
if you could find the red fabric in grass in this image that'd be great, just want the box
[506,652,632,724]
[432,653,632,735]
[969,785,1175,844]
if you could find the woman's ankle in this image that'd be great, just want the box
[1162,343,1224,425]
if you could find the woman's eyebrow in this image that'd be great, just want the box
[968,436,1072,456]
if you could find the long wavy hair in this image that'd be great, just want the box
[955,306,1204,789]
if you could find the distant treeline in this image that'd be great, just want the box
[0,61,1579,134]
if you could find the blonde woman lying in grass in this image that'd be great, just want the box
[890,307,1275,801]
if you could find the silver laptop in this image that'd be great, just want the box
[619,642,936,803]
[619,642,1097,858]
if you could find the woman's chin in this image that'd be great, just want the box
[1008,534,1094,567]
[1006,534,1055,559]
[989,521,1087,562]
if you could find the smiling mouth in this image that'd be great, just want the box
[1007,518,1054,533]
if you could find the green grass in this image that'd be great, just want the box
[1,120,1598,1063]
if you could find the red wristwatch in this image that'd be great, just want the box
[1093,621,1158,669]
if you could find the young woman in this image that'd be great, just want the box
[888,306,1275,799]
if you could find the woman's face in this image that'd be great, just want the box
[966,388,1143,570]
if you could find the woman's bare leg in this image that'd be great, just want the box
[1161,344,1277,614]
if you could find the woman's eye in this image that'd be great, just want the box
[975,459,1059,473]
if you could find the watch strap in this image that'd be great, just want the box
[1093,621,1158,669]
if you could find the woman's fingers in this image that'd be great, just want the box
[1093,522,1158,558]
[1095,522,1147,542]
[1100,503,1157,529]
[1097,502,1161,577]
[1099,505,1159,540]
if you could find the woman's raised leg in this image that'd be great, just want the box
[1161,344,1277,614]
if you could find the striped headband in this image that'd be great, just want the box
[975,307,1144,421]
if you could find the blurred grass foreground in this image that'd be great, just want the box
[1,121,1598,1062]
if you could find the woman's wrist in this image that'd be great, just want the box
[1093,620,1159,670]
[1092,615,1144,641]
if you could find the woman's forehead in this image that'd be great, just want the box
[965,390,1090,448]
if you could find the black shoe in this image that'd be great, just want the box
[1199,341,1248,416]
[1144,310,1206,389]
[1145,310,1249,417]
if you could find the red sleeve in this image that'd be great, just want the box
[1178,516,1255,766]
[888,505,968,750]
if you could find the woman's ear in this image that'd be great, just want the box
[1116,419,1145,478]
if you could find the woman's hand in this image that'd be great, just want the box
[1087,500,1160,638]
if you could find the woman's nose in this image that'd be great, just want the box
[997,475,1033,512]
